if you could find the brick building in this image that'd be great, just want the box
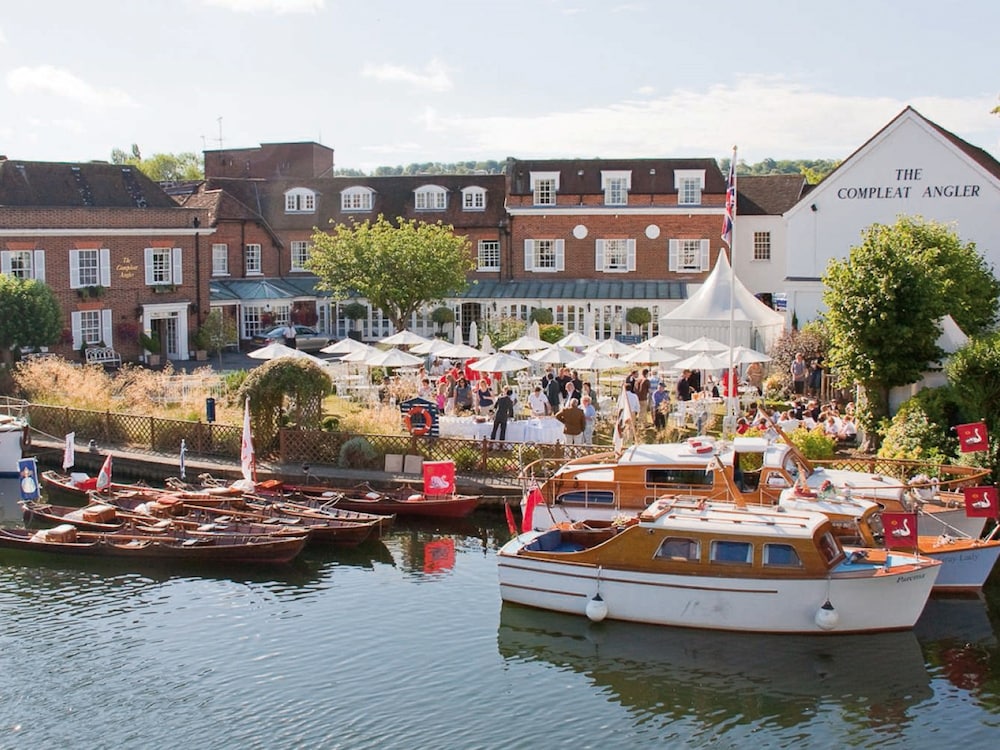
[0,158,210,362]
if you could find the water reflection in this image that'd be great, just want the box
[497,603,933,733]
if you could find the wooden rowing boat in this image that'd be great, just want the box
[0,524,307,565]
[261,481,481,519]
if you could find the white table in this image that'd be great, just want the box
[437,416,564,443]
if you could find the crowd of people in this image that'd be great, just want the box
[735,397,858,443]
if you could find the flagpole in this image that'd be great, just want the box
[725,146,738,435]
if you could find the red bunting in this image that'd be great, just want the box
[882,512,918,549]
[963,486,999,518]
[956,422,989,453]
[504,503,518,536]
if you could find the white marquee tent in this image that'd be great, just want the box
[660,250,785,351]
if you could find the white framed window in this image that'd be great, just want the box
[71,309,112,349]
[668,239,710,273]
[462,186,487,211]
[245,243,262,275]
[212,243,229,276]
[477,240,500,271]
[291,240,310,271]
[595,239,636,273]
[341,186,374,211]
[414,185,447,210]
[144,247,183,286]
[524,239,564,272]
[69,248,111,289]
[753,231,771,261]
[284,187,316,213]
[601,170,631,206]
[674,169,706,205]
[1,250,45,281]
[530,171,560,206]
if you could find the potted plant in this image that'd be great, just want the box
[342,301,368,340]
[196,310,238,367]
[191,330,208,361]
[626,306,652,335]
[139,331,161,367]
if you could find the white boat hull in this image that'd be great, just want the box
[0,421,26,478]
[498,535,940,634]
[926,543,1000,591]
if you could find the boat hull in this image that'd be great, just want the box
[0,420,26,478]
[862,539,1000,592]
[498,534,939,634]
[274,484,481,519]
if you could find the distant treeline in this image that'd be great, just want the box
[337,158,840,183]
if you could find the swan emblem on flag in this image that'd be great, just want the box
[429,475,451,489]
[890,517,912,537]
[966,426,985,444]
[971,496,991,509]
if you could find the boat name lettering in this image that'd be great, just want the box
[894,573,926,584]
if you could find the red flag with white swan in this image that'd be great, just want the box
[963,486,999,518]
[882,511,917,549]
[95,453,113,492]
[956,422,989,453]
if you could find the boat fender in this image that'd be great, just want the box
[403,406,432,436]
[408,494,424,502]
[585,593,608,623]
[21,424,31,449]
[814,600,839,630]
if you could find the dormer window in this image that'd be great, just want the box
[415,185,447,210]
[461,186,487,211]
[601,171,631,206]
[530,171,560,206]
[341,186,374,211]
[284,187,316,213]
[674,170,706,205]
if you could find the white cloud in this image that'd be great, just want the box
[6,66,136,108]
[416,76,998,163]
[200,0,324,12]
[362,59,453,93]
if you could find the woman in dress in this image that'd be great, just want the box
[475,379,494,413]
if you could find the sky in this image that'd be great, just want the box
[2,0,998,173]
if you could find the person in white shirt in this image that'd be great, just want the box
[527,386,549,417]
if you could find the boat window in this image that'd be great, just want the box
[710,540,752,564]
[646,469,714,489]
[818,531,843,565]
[763,543,802,567]
[654,536,700,561]
[556,490,615,505]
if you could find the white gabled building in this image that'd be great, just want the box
[783,106,1000,324]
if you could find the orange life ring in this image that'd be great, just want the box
[404,406,432,436]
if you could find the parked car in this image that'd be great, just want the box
[252,325,330,352]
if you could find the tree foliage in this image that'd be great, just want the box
[0,276,64,366]
[766,322,830,393]
[110,144,203,181]
[625,306,652,327]
[946,332,1000,433]
[237,359,331,452]
[822,217,1000,436]
[197,310,238,368]
[308,215,474,330]
[720,158,840,184]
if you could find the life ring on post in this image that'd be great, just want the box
[404,406,432,436]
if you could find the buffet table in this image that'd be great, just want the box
[437,416,564,444]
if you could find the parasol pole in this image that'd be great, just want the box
[725,145,739,435]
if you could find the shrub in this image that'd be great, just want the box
[878,391,955,464]
[538,323,564,344]
[529,308,554,325]
[338,436,379,469]
[786,426,836,461]
[451,445,481,472]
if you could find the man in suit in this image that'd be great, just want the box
[491,388,515,442]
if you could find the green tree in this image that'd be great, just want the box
[111,144,203,181]
[308,215,474,331]
[237,359,331,452]
[197,310,238,368]
[822,217,1000,445]
[0,276,63,367]
[945,332,1000,479]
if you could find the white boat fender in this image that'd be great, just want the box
[586,593,608,622]
[815,600,839,630]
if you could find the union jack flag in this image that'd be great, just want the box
[721,154,736,246]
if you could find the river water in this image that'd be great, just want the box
[1,477,998,749]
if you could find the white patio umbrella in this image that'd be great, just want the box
[409,338,453,355]
[672,351,727,371]
[467,352,530,373]
[467,320,478,348]
[528,345,580,364]
[379,329,430,347]
[621,347,681,365]
[528,320,541,339]
[586,338,635,356]
[248,342,327,366]
[567,352,623,371]
[556,331,599,349]
[436,343,484,359]
[364,347,424,368]
[500,334,549,352]
[321,337,372,355]
[635,332,686,350]
[338,344,376,362]
[676,336,729,352]
[722,345,773,365]
[479,333,495,355]
[453,324,463,345]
